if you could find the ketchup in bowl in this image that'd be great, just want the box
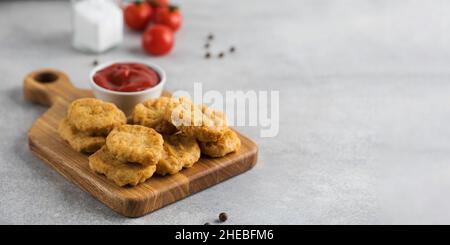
[93,63,160,92]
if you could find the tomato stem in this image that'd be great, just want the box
[168,4,179,12]
[146,0,160,8]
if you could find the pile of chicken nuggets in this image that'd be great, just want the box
[58,97,241,187]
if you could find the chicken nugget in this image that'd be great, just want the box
[157,133,201,176]
[198,104,228,139]
[88,146,156,187]
[67,98,126,135]
[164,97,203,128]
[131,97,177,134]
[199,129,241,157]
[58,117,105,153]
[106,125,164,166]
[164,97,228,142]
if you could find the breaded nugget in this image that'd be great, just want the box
[157,133,201,176]
[164,97,228,142]
[67,98,126,135]
[88,146,156,187]
[58,117,105,153]
[131,97,177,134]
[198,104,228,136]
[163,97,202,125]
[106,125,164,166]
[199,129,241,157]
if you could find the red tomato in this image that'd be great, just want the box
[154,6,182,32]
[142,25,174,56]
[151,6,166,22]
[124,3,153,31]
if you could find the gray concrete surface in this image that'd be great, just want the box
[1,0,450,224]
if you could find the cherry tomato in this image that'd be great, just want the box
[151,6,166,22]
[154,6,182,32]
[142,24,174,56]
[148,0,170,21]
[124,2,153,31]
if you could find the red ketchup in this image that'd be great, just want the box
[93,63,160,92]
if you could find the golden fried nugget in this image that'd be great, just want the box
[164,97,228,142]
[88,146,156,187]
[157,133,201,176]
[199,129,241,157]
[198,104,228,137]
[131,97,177,134]
[106,125,164,166]
[58,118,105,153]
[163,97,202,127]
[67,98,126,135]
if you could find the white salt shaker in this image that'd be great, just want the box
[71,0,123,53]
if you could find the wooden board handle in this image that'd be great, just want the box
[23,69,85,107]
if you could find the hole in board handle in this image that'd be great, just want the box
[34,72,58,83]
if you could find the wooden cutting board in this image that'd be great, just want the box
[24,69,258,218]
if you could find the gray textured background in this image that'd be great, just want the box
[1,0,450,224]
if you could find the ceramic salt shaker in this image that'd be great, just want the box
[71,0,123,53]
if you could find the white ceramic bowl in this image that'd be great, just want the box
[90,60,166,115]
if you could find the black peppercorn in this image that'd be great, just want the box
[207,33,214,40]
[93,60,98,66]
[205,52,211,59]
[204,222,210,225]
[218,212,228,222]
[229,46,235,53]
[204,43,210,49]
[218,52,224,58]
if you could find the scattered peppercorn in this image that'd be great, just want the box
[93,60,98,66]
[204,43,210,49]
[207,33,214,40]
[218,212,228,222]
[204,222,211,225]
[218,52,224,58]
[229,46,235,53]
[205,52,211,59]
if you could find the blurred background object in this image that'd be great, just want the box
[72,0,123,53]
